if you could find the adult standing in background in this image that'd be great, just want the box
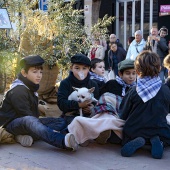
[104,33,124,71]
[108,42,126,76]
[126,30,146,60]
[109,34,123,48]
[88,39,105,60]
[144,26,169,82]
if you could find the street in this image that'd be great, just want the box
[0,141,170,170]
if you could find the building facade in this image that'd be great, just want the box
[85,0,170,49]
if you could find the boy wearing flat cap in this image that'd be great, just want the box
[100,59,136,97]
[0,55,78,151]
[62,60,136,147]
[57,54,99,125]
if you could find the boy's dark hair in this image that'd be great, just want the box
[128,36,135,44]
[119,68,134,75]
[23,65,43,73]
[90,58,104,72]
[159,26,168,35]
[135,51,160,78]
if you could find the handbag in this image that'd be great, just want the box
[108,70,116,80]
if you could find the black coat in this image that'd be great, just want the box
[100,80,130,97]
[144,37,168,62]
[0,85,39,127]
[119,85,170,146]
[57,72,99,115]
[108,47,126,69]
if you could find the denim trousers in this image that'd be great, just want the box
[6,116,67,148]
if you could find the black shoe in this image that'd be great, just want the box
[121,137,145,157]
[150,136,163,159]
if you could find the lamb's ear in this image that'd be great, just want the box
[72,87,79,91]
[88,87,95,93]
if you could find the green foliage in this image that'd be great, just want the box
[5,0,115,68]
[91,14,116,40]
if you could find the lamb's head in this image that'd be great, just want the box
[72,87,95,103]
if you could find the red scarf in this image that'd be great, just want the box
[90,47,97,59]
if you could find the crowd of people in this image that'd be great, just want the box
[1,25,170,160]
[88,26,170,83]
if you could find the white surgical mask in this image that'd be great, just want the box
[78,71,85,80]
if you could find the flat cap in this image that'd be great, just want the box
[71,54,91,66]
[118,59,134,71]
[20,55,44,68]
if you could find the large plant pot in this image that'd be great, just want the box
[38,64,59,96]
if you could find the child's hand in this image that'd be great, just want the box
[78,100,92,108]
[82,107,91,115]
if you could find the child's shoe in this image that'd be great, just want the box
[121,137,145,157]
[15,135,33,147]
[79,140,90,147]
[150,136,163,159]
[95,130,111,145]
[65,133,78,151]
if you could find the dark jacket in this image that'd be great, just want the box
[0,85,39,127]
[100,80,130,97]
[119,85,170,146]
[91,79,105,90]
[104,41,124,70]
[57,72,99,115]
[144,37,168,61]
[108,47,126,69]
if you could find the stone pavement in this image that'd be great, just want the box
[0,94,170,170]
[0,141,170,170]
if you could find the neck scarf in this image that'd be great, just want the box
[68,71,90,88]
[89,72,107,83]
[116,76,136,96]
[136,76,162,103]
[18,73,39,92]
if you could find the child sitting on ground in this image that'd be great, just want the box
[119,51,170,159]
[0,55,78,151]
[96,59,136,144]
[89,58,107,89]
[57,54,99,125]
[65,59,136,146]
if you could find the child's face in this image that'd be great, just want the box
[91,62,105,76]
[22,67,43,84]
[119,68,136,85]
[71,64,90,80]
[160,30,167,38]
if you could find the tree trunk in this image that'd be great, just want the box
[92,0,102,26]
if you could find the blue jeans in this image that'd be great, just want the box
[6,116,67,149]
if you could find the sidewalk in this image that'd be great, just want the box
[0,141,170,170]
[0,94,170,169]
